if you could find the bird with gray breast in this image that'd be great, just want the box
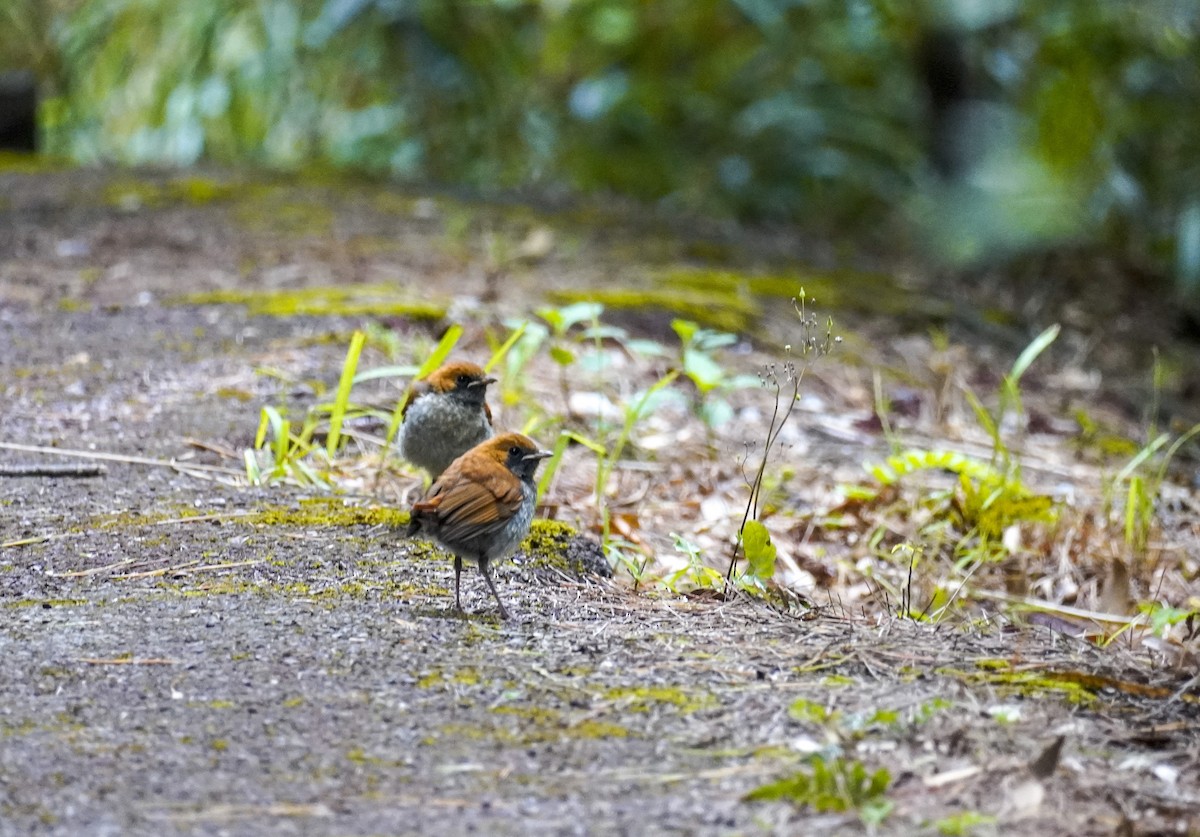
[398,360,497,479]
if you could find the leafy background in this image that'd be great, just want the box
[4,0,1200,292]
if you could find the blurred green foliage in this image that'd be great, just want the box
[4,0,1200,285]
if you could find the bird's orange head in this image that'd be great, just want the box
[424,361,497,396]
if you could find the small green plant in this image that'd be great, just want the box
[745,756,892,824]
[493,317,549,410]
[868,449,1056,544]
[1103,419,1200,562]
[728,292,837,584]
[538,301,606,411]
[593,368,681,548]
[788,698,838,725]
[974,323,1061,467]
[325,330,366,457]
[246,329,381,487]
[493,301,628,419]
[604,535,651,588]
[671,319,757,432]
[1140,602,1198,638]
[535,428,602,505]
[860,326,1063,616]
[245,403,329,487]
[663,533,726,593]
[934,811,998,836]
[789,695,949,740]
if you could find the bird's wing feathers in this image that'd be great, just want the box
[418,456,524,547]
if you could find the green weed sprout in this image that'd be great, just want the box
[247,329,377,487]
[672,318,759,434]
[664,533,726,592]
[596,369,681,548]
[966,323,1060,469]
[746,756,891,824]
[865,326,1062,587]
[728,291,837,583]
[1105,419,1200,561]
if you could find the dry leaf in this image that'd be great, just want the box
[1029,735,1065,779]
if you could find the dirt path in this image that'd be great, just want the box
[2,166,1198,835]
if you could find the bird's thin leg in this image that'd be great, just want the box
[454,555,464,613]
[478,559,510,620]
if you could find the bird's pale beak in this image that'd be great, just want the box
[470,376,498,388]
[524,449,553,461]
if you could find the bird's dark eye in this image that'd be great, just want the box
[457,374,471,386]
[509,446,521,457]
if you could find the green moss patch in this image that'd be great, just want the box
[936,661,1098,706]
[5,598,90,609]
[659,267,955,321]
[604,685,713,714]
[548,286,758,335]
[102,176,239,209]
[173,284,447,321]
[243,497,408,529]
[519,520,608,579]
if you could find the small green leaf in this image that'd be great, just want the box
[254,406,274,450]
[693,329,738,351]
[273,417,290,470]
[699,398,734,428]
[536,306,565,332]
[670,318,698,342]
[1141,603,1196,637]
[536,431,573,504]
[545,301,602,332]
[550,345,577,366]
[788,698,833,724]
[745,757,891,820]
[682,347,724,392]
[743,519,777,579]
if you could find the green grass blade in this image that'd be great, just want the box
[612,370,680,466]
[414,325,463,379]
[485,322,527,373]
[1114,432,1170,483]
[1156,422,1200,483]
[243,449,262,485]
[326,330,366,457]
[536,431,572,504]
[256,405,283,450]
[963,388,1003,459]
[1009,324,1060,383]
[537,430,606,503]
[1124,474,1144,549]
[273,417,291,475]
